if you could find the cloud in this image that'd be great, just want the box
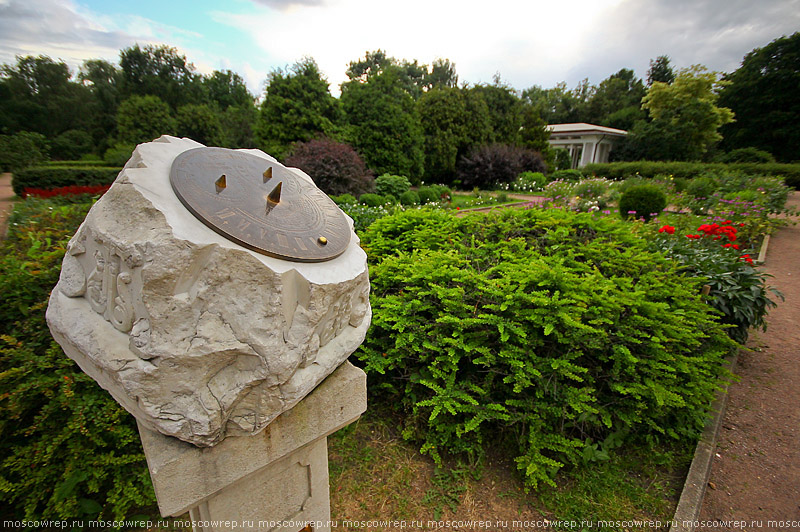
[250,0,326,9]
[566,0,800,85]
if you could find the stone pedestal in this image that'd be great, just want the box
[138,361,366,532]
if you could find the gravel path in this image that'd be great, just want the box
[0,173,14,237]
[697,191,800,531]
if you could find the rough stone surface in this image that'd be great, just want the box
[46,136,371,447]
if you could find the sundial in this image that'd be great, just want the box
[170,147,350,262]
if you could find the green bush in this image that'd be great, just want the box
[330,193,358,206]
[550,169,583,182]
[375,174,412,198]
[428,184,452,202]
[399,190,420,206]
[0,197,155,520]
[0,132,49,172]
[51,130,94,161]
[103,144,135,167]
[11,166,121,196]
[686,176,718,199]
[43,160,107,167]
[337,202,394,233]
[509,171,547,193]
[416,187,440,204]
[583,161,800,189]
[359,193,388,207]
[357,208,734,488]
[553,148,572,171]
[717,147,775,164]
[618,185,667,222]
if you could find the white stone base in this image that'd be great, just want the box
[138,361,366,532]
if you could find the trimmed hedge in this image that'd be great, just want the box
[42,160,107,167]
[584,161,800,189]
[12,166,121,196]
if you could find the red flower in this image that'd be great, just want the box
[686,234,701,239]
[658,225,675,234]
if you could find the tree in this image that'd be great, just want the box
[585,69,646,130]
[119,44,203,109]
[470,76,522,144]
[641,65,734,159]
[0,55,93,138]
[344,50,452,99]
[719,33,800,162]
[116,95,175,144]
[256,57,340,160]
[647,55,675,86]
[417,87,491,184]
[176,104,222,146]
[220,104,257,149]
[340,66,424,181]
[79,59,122,152]
[284,138,374,196]
[424,58,459,90]
[203,70,253,110]
[522,81,590,124]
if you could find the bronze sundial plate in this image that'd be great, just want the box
[169,147,351,262]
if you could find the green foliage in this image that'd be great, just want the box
[337,202,394,233]
[585,69,646,130]
[583,161,800,189]
[719,32,800,162]
[118,44,203,110]
[550,169,583,182]
[284,138,374,196]
[116,95,175,144]
[717,147,775,164]
[202,69,253,111]
[642,65,734,159]
[340,67,424,181]
[0,197,155,520]
[0,132,49,172]
[358,193,388,207]
[330,193,357,206]
[256,58,340,160]
[357,208,734,488]
[618,185,667,222]
[51,129,94,161]
[102,143,135,167]
[417,87,492,184]
[12,166,121,196]
[553,148,572,171]
[375,174,411,198]
[399,190,420,206]
[175,103,223,146]
[469,79,523,144]
[416,187,441,205]
[647,56,675,86]
[505,171,547,193]
[219,104,258,149]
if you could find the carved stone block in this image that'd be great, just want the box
[46,136,371,447]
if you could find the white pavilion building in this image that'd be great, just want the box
[547,123,627,168]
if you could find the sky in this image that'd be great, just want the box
[0,0,798,98]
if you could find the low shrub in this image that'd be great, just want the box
[103,144,135,167]
[583,161,800,189]
[50,130,94,161]
[359,193,388,207]
[717,147,775,164]
[11,166,121,196]
[506,171,547,193]
[284,138,375,196]
[456,144,546,189]
[399,190,420,206]
[43,160,107,167]
[416,187,440,205]
[357,208,734,488]
[337,202,394,233]
[618,185,667,222]
[330,193,358,206]
[573,178,610,200]
[0,132,49,172]
[375,174,411,198]
[0,197,155,520]
[428,184,452,202]
[549,169,583,182]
